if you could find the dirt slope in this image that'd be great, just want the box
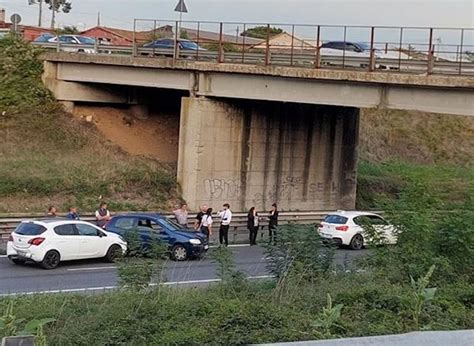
[73,105,179,162]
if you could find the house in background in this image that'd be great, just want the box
[0,8,12,37]
[179,26,263,48]
[81,25,174,46]
[251,32,316,52]
[22,26,54,41]
[0,8,54,41]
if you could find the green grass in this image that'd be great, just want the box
[1,274,472,345]
[357,160,473,210]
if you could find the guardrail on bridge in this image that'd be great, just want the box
[33,20,474,76]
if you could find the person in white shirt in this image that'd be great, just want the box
[218,203,232,246]
[200,208,213,241]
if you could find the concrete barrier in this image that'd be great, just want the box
[257,329,474,346]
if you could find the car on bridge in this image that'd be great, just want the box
[104,213,209,261]
[319,41,401,69]
[141,38,206,57]
[7,219,127,269]
[34,34,97,54]
[318,211,397,250]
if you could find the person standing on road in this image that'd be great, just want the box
[95,202,111,228]
[173,203,189,228]
[47,206,58,217]
[67,207,80,220]
[268,203,279,243]
[194,204,208,231]
[200,208,213,241]
[218,203,232,247]
[247,207,259,246]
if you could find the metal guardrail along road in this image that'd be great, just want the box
[34,20,474,76]
[0,211,331,245]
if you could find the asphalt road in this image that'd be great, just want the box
[0,246,367,296]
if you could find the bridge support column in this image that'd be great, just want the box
[178,97,359,211]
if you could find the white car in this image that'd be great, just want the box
[318,211,396,250]
[7,219,127,269]
[47,35,96,54]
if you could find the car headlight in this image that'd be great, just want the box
[189,239,201,245]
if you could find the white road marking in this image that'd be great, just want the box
[0,275,275,297]
[67,266,116,272]
[209,244,250,248]
[0,255,7,258]
[0,286,117,297]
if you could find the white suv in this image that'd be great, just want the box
[7,219,127,269]
[318,211,396,250]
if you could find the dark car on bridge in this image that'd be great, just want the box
[104,213,208,261]
[141,38,206,57]
[143,38,205,50]
[320,41,370,53]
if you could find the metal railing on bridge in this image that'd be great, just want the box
[33,20,474,76]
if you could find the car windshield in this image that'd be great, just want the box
[15,223,46,235]
[76,36,95,44]
[159,217,186,230]
[323,215,348,224]
[356,42,370,51]
[180,41,199,50]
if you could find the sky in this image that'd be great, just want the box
[0,0,473,44]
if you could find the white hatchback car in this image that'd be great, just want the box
[318,211,397,250]
[7,219,127,269]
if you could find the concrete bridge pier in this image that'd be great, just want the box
[177,96,360,212]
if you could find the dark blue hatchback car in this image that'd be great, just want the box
[105,213,208,261]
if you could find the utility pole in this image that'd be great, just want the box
[51,6,55,29]
[38,0,43,27]
[28,0,44,27]
[97,11,101,27]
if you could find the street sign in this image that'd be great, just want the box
[174,0,188,13]
[10,13,22,24]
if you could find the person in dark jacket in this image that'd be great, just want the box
[66,207,80,220]
[268,203,279,243]
[247,207,259,245]
[200,208,213,241]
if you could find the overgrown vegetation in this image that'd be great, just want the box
[241,26,283,39]
[1,180,473,343]
[0,36,178,213]
[116,231,167,290]
[357,108,474,210]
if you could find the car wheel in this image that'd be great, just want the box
[171,244,188,261]
[10,258,26,265]
[104,244,122,262]
[349,234,364,250]
[41,250,61,269]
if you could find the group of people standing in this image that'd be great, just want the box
[46,202,112,228]
[247,203,279,245]
[174,203,233,247]
[173,202,279,246]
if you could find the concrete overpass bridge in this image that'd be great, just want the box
[41,51,474,212]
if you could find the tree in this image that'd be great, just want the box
[44,0,72,29]
[54,25,79,35]
[241,26,283,39]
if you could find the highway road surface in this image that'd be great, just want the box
[0,246,367,296]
